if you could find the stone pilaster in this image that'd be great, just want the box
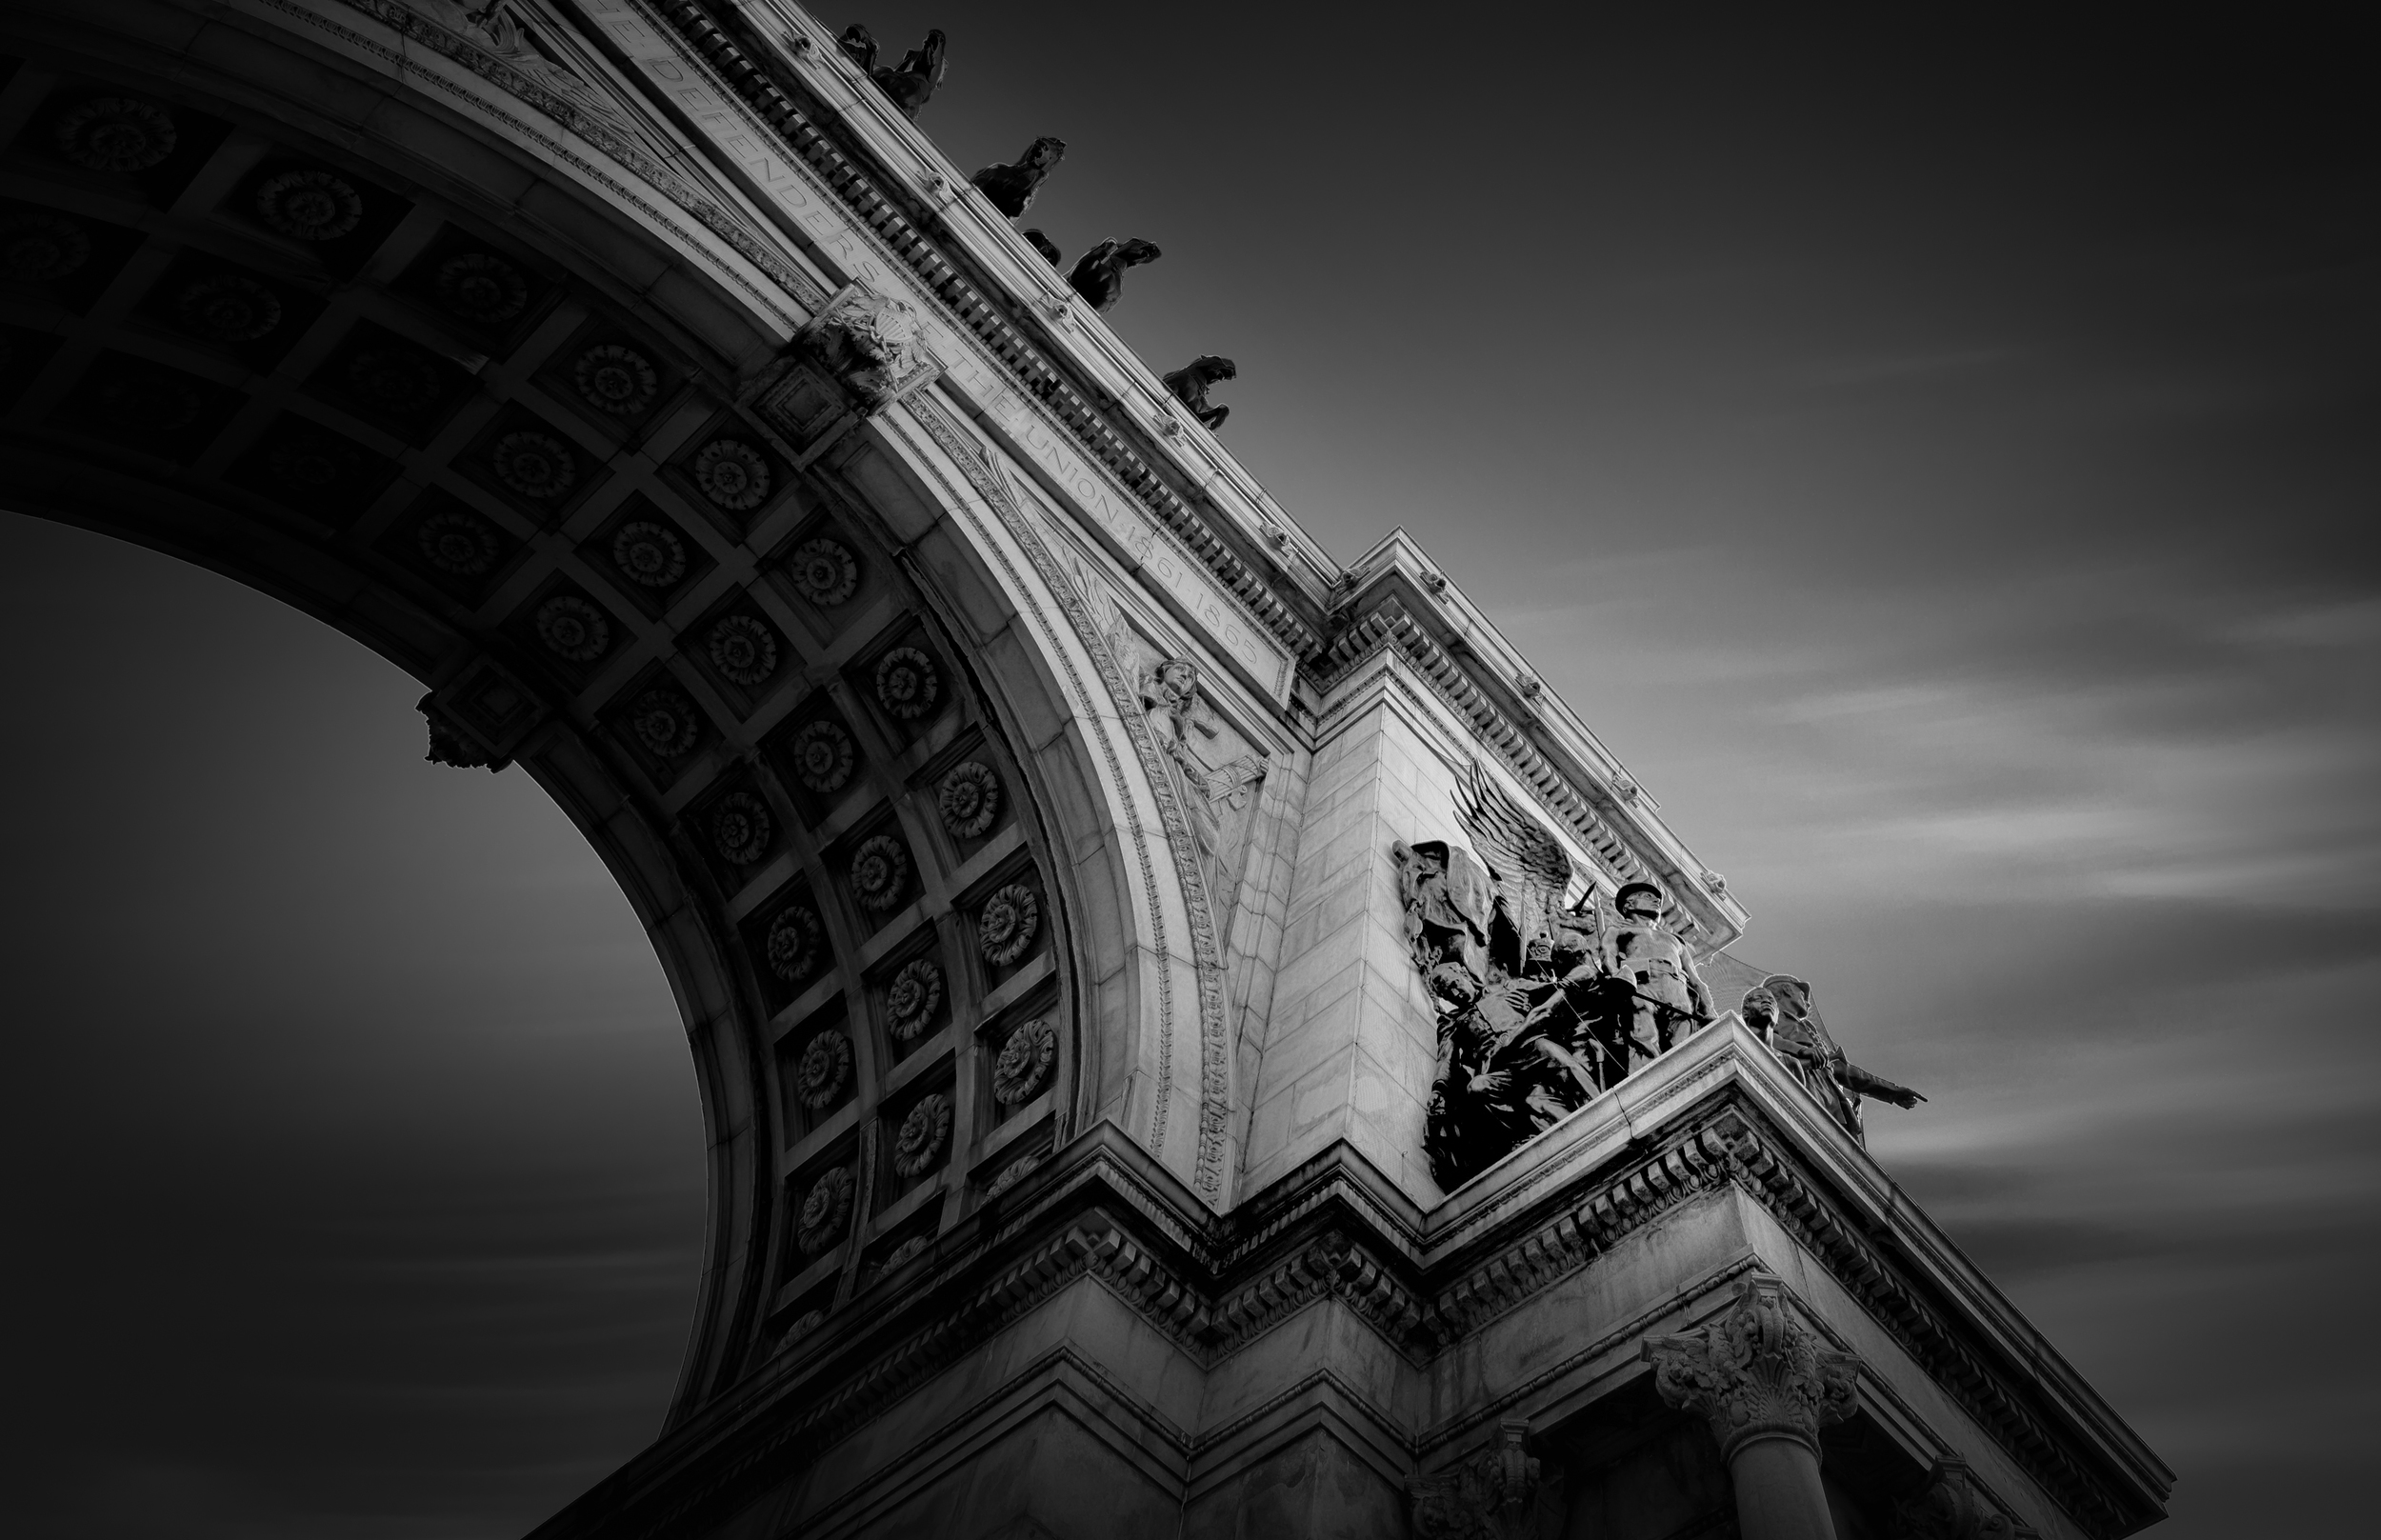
[1408,1418,1539,1540]
[1643,1275,1862,1540]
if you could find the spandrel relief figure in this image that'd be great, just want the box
[1137,657,1268,918]
[1605,880,1713,1072]
[1740,974,1924,1144]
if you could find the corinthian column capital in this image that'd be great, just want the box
[1408,1418,1539,1540]
[1641,1274,1863,1460]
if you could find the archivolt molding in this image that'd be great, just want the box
[290,0,824,324]
[619,0,1320,663]
[901,391,1233,1196]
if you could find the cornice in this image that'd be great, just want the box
[628,0,1324,664]
[534,1047,2165,1540]
[1313,613,1743,947]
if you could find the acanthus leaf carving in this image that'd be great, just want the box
[1406,1418,1539,1540]
[1641,1274,1863,1461]
[1894,1456,2028,1540]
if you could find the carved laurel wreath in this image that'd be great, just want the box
[437,251,527,323]
[936,761,1000,839]
[992,1017,1056,1105]
[92,366,199,430]
[789,538,859,606]
[982,1149,1044,1199]
[711,792,772,865]
[775,1308,826,1353]
[611,520,685,587]
[707,613,778,687]
[873,647,938,720]
[765,904,823,984]
[55,97,177,171]
[881,1235,930,1270]
[534,594,610,662]
[256,170,362,241]
[2,211,90,279]
[849,834,909,911]
[885,957,943,1042]
[348,347,438,411]
[177,276,281,341]
[790,719,856,793]
[492,430,575,500]
[890,1092,952,1176]
[794,1030,851,1110]
[692,438,770,510]
[977,883,1040,967]
[630,686,701,759]
[794,1167,853,1254]
[417,509,500,575]
[575,344,658,416]
[267,440,341,491]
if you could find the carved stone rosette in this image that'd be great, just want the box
[1641,1275,1863,1461]
[1407,1419,1538,1540]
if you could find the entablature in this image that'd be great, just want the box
[1312,529,1749,946]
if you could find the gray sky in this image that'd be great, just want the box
[3,2,2373,1533]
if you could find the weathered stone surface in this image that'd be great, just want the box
[0,2,2170,1536]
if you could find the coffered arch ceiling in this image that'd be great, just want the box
[0,5,1176,1417]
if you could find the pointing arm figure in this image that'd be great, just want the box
[1741,975,1924,1143]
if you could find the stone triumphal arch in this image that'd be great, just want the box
[0,3,2173,1536]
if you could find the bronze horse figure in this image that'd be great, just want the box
[970,137,1067,219]
[837,24,947,118]
[1066,238,1161,312]
[1163,355,1237,430]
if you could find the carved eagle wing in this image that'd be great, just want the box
[1454,760,1577,949]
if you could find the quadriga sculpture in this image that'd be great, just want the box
[837,23,947,118]
[1162,355,1236,430]
[970,137,1066,219]
[1066,237,1161,311]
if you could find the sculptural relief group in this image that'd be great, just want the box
[1403,768,1923,1189]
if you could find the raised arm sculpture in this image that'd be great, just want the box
[970,137,1067,219]
[839,23,947,118]
[1162,356,1237,430]
[1066,238,1161,311]
[1741,975,1923,1144]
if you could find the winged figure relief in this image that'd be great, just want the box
[1455,760,1582,974]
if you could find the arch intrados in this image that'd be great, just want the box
[0,7,1140,1420]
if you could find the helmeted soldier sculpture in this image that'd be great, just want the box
[1740,975,1924,1145]
[1403,767,1926,1186]
[1606,879,1713,1072]
[1403,766,1633,1188]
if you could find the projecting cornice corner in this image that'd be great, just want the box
[1310,531,1747,946]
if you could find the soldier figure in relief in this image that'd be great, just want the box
[1604,881,1712,1072]
[1740,975,1924,1145]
